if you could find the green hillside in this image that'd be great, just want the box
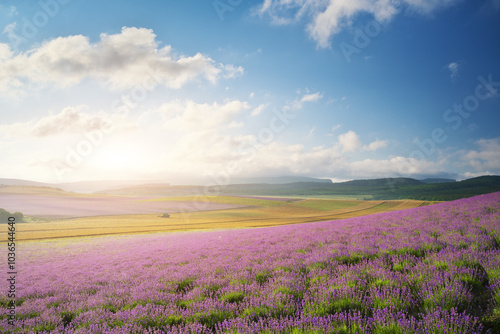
[99,176,500,201]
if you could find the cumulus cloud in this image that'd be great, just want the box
[363,139,388,151]
[219,141,440,180]
[0,27,241,97]
[461,138,500,172]
[256,0,462,48]
[309,0,398,48]
[349,155,446,178]
[0,106,137,138]
[158,99,251,134]
[224,141,345,177]
[338,130,361,152]
[141,100,398,179]
[0,43,13,60]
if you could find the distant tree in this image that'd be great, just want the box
[0,208,26,223]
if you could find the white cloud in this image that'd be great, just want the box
[331,124,342,132]
[308,0,398,48]
[0,106,137,138]
[158,99,250,133]
[0,27,241,97]
[251,104,267,116]
[0,110,434,181]
[338,130,361,152]
[2,22,16,36]
[234,142,346,177]
[32,107,108,137]
[222,64,244,78]
[286,91,323,110]
[300,91,323,103]
[447,62,459,79]
[363,139,388,151]
[257,0,462,48]
[404,0,462,14]
[0,43,12,60]
[461,138,500,172]
[349,156,446,177]
[306,126,316,139]
[225,140,440,180]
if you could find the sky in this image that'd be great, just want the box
[0,0,499,185]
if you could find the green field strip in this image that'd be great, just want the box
[138,195,289,207]
[288,199,361,211]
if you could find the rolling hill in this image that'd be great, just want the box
[97,176,500,201]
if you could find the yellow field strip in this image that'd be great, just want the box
[12,199,433,241]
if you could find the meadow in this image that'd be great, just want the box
[0,186,244,220]
[1,192,499,333]
[13,198,433,241]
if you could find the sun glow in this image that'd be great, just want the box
[91,146,141,172]
[104,152,133,169]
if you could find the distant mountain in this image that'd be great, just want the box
[229,176,332,185]
[2,176,499,201]
[420,178,456,184]
[0,178,168,193]
[458,175,500,187]
[97,175,500,201]
[339,178,423,187]
[0,178,55,187]
[219,176,500,201]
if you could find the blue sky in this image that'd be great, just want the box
[0,0,499,184]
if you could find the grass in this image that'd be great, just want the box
[11,198,433,241]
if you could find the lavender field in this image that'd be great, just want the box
[2,193,500,333]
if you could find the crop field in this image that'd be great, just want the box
[1,192,499,333]
[12,198,433,241]
[0,187,250,219]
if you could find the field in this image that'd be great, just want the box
[0,193,499,333]
[0,186,248,219]
[12,196,434,241]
